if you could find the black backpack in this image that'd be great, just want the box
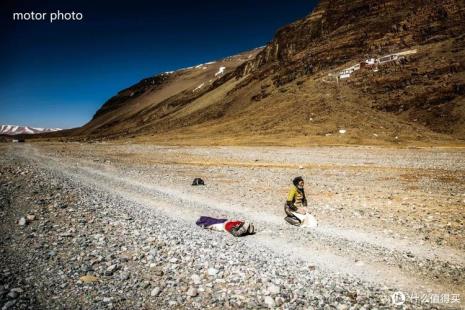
[192,178,205,186]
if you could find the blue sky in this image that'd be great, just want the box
[1,0,317,128]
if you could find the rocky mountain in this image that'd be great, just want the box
[66,0,465,145]
[0,125,62,135]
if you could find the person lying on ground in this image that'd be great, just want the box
[196,216,255,237]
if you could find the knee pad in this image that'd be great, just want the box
[284,216,301,226]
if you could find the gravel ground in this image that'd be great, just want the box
[1,143,464,309]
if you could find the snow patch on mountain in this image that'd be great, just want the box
[193,83,205,92]
[0,124,62,135]
[215,66,226,77]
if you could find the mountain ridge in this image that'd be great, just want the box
[47,0,465,145]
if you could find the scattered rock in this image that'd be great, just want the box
[119,272,130,281]
[207,268,218,276]
[337,304,349,310]
[264,296,275,308]
[267,284,280,295]
[186,287,198,297]
[191,274,201,285]
[79,275,98,283]
[153,270,163,276]
[26,214,36,222]
[151,287,161,297]
[2,300,16,310]
[275,296,285,306]
[105,264,118,276]
[7,288,23,299]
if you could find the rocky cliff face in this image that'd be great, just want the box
[232,0,465,138]
[237,0,464,82]
[66,0,465,144]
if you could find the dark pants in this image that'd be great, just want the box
[284,203,302,226]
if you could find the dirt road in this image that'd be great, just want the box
[1,142,464,309]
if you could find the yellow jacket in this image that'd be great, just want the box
[286,185,307,208]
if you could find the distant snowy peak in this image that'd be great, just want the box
[0,124,62,135]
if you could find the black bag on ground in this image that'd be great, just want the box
[192,178,205,186]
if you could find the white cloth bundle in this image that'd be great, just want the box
[293,212,318,228]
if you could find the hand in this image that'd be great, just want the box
[288,202,298,211]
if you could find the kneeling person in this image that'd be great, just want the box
[284,176,308,226]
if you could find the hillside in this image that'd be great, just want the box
[64,0,465,145]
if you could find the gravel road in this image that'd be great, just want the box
[1,143,464,309]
